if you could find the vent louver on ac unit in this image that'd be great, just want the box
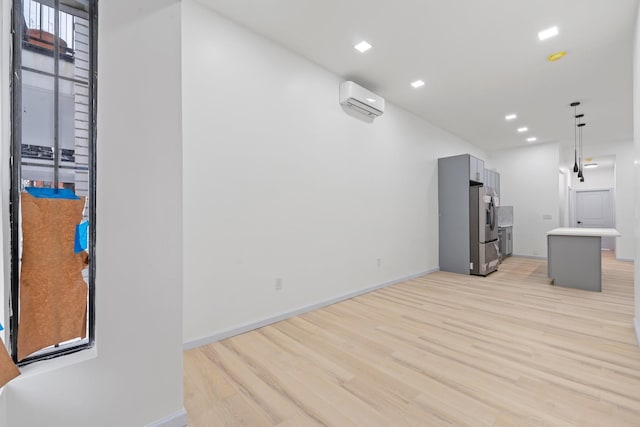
[339,81,385,118]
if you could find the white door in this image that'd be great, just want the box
[574,189,615,250]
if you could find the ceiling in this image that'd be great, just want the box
[565,154,616,170]
[198,0,638,152]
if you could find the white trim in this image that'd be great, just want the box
[615,257,634,262]
[0,383,5,427]
[1,0,13,357]
[634,318,640,348]
[17,347,97,380]
[145,409,188,427]
[183,268,438,350]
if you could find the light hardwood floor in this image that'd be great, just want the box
[184,254,640,426]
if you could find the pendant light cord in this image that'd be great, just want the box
[577,118,586,181]
[571,101,580,174]
[578,118,582,172]
[574,106,577,156]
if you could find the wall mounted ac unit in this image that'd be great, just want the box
[339,81,385,118]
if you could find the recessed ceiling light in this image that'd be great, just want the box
[505,114,517,120]
[366,98,376,103]
[527,137,537,142]
[548,51,566,62]
[354,41,372,53]
[411,80,425,88]
[584,163,598,169]
[538,26,559,41]
[517,127,528,133]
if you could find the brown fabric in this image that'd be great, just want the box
[0,341,19,387]
[18,192,88,361]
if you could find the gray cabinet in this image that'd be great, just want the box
[548,234,602,291]
[438,155,472,274]
[438,153,487,274]
[498,226,512,259]
[484,169,491,189]
[469,155,484,183]
[484,169,500,197]
[439,154,502,274]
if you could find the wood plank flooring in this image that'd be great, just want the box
[184,254,640,426]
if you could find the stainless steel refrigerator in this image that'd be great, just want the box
[470,185,500,276]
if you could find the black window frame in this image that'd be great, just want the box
[9,0,98,366]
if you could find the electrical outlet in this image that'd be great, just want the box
[275,278,283,291]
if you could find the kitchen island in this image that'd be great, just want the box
[547,227,620,292]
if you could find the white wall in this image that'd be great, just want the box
[567,165,617,250]
[611,144,636,262]
[569,166,614,189]
[560,141,635,261]
[3,1,185,426]
[610,147,634,261]
[496,140,634,261]
[559,169,570,227]
[0,387,5,427]
[182,0,485,345]
[633,0,640,341]
[512,140,634,261]
[488,143,560,257]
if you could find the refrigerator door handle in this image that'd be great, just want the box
[489,197,496,231]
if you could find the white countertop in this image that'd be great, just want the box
[547,227,620,237]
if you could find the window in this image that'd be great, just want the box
[9,0,97,365]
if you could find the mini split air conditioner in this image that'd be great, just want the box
[339,81,385,118]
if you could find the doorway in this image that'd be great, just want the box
[570,188,615,250]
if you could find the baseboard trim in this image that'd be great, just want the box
[634,318,640,348]
[616,257,634,262]
[512,254,547,260]
[184,268,438,351]
[145,409,188,427]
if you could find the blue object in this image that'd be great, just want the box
[26,187,80,200]
[75,221,89,253]
[0,323,3,332]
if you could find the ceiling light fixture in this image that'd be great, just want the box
[410,80,425,88]
[354,41,372,53]
[538,26,559,41]
[527,137,537,142]
[548,51,566,62]
[584,163,598,169]
[505,114,517,120]
[517,127,528,133]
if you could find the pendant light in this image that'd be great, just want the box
[571,102,580,173]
